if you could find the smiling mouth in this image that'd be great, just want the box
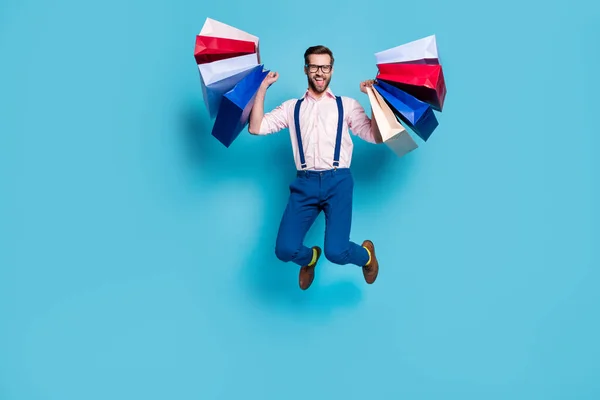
[314,77,326,86]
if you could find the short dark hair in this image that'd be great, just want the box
[304,45,334,65]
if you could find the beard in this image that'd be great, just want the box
[307,74,330,93]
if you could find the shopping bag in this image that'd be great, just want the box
[198,53,259,118]
[375,35,440,65]
[198,17,260,64]
[374,80,438,142]
[211,65,269,148]
[376,63,447,111]
[194,35,257,64]
[366,86,418,157]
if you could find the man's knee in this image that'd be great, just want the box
[275,242,298,263]
[324,244,350,265]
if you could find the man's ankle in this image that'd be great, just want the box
[308,247,318,267]
[363,246,372,266]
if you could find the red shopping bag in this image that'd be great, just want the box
[194,35,257,64]
[376,63,446,111]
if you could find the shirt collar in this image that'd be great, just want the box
[303,87,336,101]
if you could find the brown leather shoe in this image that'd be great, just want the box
[299,246,321,290]
[361,240,379,284]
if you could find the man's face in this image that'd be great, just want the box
[305,54,333,94]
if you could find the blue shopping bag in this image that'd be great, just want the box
[211,64,269,147]
[198,53,259,118]
[374,80,439,142]
[201,65,257,118]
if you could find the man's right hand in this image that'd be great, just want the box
[261,71,279,89]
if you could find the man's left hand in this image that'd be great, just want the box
[360,79,376,94]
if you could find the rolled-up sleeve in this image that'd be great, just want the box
[257,100,292,135]
[346,97,378,144]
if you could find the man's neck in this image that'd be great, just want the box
[307,87,328,100]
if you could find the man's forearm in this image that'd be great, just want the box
[248,85,268,135]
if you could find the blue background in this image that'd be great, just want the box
[1,0,599,398]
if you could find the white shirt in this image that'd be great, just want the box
[255,87,377,170]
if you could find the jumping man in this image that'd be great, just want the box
[248,45,381,290]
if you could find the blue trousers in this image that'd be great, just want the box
[275,168,369,267]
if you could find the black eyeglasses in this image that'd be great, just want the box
[305,64,332,73]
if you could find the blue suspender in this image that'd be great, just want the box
[293,96,344,170]
[333,95,343,168]
[293,98,307,169]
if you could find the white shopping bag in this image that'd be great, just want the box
[198,53,258,86]
[375,35,439,65]
[366,86,418,157]
[198,53,259,118]
[199,18,260,63]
